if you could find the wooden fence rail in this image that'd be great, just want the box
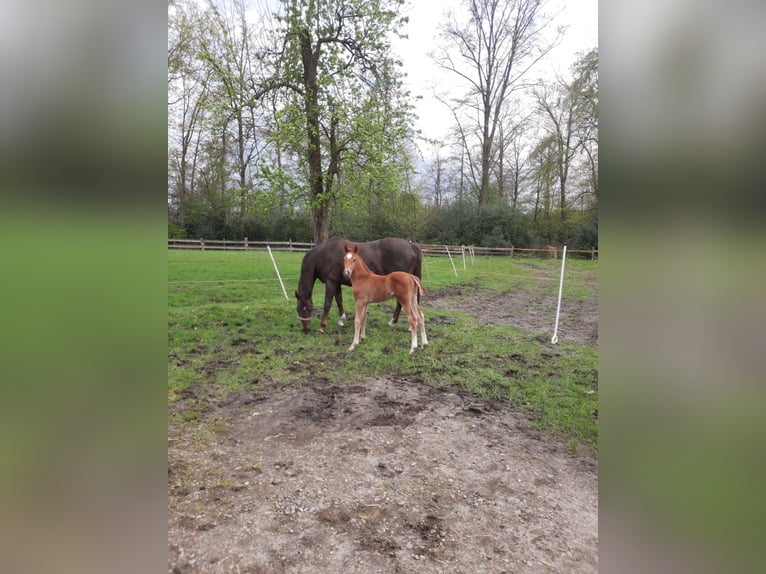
[168,238,313,252]
[168,238,597,260]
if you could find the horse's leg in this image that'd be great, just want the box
[349,301,365,351]
[319,282,335,333]
[389,302,402,327]
[334,285,347,326]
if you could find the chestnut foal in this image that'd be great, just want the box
[343,243,428,354]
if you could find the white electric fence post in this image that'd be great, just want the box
[267,245,289,301]
[445,246,458,277]
[461,245,467,270]
[551,245,567,344]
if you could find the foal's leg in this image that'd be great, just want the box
[349,302,366,351]
[415,298,428,347]
[401,301,419,353]
[359,304,367,341]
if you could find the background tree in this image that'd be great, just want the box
[168,1,212,233]
[424,143,448,208]
[198,0,263,236]
[494,109,532,208]
[528,132,557,240]
[532,47,598,242]
[571,48,598,202]
[433,0,558,205]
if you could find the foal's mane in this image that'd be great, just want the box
[344,243,372,273]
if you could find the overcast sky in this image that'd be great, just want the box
[393,0,598,145]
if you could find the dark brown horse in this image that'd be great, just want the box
[343,242,428,354]
[295,237,422,333]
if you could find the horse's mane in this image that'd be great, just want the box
[297,248,318,297]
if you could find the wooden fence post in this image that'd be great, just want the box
[591,246,596,260]
[244,237,249,249]
[200,239,205,251]
[510,246,514,258]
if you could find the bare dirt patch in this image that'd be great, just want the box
[169,378,597,573]
[426,281,598,346]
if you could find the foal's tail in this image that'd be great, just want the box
[412,275,425,298]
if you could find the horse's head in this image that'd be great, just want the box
[295,288,313,333]
[343,243,359,280]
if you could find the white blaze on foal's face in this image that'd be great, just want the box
[344,252,353,278]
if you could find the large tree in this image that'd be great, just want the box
[273,0,412,244]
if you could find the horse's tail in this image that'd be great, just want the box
[410,242,423,303]
[410,242,423,278]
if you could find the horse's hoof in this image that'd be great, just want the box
[317,328,325,334]
[338,320,344,327]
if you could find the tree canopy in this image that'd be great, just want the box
[168,0,597,248]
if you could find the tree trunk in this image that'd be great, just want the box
[237,110,247,231]
[533,181,540,222]
[479,120,491,205]
[313,202,329,244]
[435,154,442,208]
[300,27,329,244]
[497,123,505,202]
[178,153,186,228]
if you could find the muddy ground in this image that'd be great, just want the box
[168,274,598,573]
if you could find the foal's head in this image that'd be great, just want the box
[343,243,362,280]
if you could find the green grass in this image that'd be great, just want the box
[169,249,599,449]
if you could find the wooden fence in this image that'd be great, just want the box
[168,238,597,260]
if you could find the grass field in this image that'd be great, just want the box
[168,249,598,449]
